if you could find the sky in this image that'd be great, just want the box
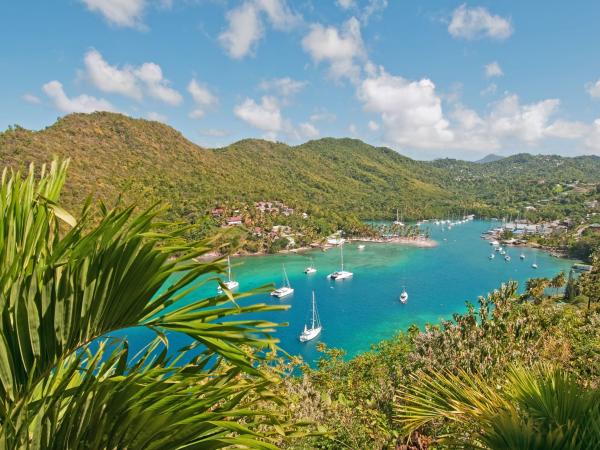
[2,0,600,160]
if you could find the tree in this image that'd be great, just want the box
[395,365,600,449]
[579,251,600,310]
[550,271,566,297]
[0,161,296,448]
[524,277,550,303]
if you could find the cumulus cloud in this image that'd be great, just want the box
[22,93,41,104]
[358,68,453,148]
[42,80,115,113]
[586,79,600,99]
[585,119,600,151]
[448,4,513,40]
[84,49,142,99]
[480,83,497,96]
[368,120,380,131]
[302,17,365,82]
[298,122,319,138]
[81,0,146,28]
[259,77,307,98]
[310,111,337,123]
[485,61,503,78]
[336,0,355,9]
[135,63,182,105]
[83,50,181,105]
[187,78,218,119]
[361,0,388,23]
[234,96,283,134]
[219,0,300,59]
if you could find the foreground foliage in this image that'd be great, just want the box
[0,161,298,448]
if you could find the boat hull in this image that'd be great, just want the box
[299,327,322,342]
[271,287,294,298]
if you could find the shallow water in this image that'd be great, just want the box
[119,220,577,363]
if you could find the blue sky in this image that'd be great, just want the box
[2,0,600,160]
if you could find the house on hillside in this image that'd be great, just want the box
[225,216,242,226]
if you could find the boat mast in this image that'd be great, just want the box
[340,243,344,271]
[227,256,232,282]
[311,291,316,329]
[283,265,290,287]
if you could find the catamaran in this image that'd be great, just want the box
[217,256,239,292]
[328,242,353,280]
[299,291,322,342]
[304,258,317,274]
[400,286,408,303]
[271,265,294,298]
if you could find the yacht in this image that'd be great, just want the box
[358,244,366,250]
[328,242,353,280]
[217,256,239,292]
[505,255,511,262]
[400,287,408,304]
[271,265,294,298]
[393,208,404,226]
[299,291,322,342]
[304,258,317,274]
[489,253,495,260]
[520,252,525,260]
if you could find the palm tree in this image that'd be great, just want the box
[0,161,295,448]
[395,365,600,449]
[524,277,550,303]
[550,271,566,297]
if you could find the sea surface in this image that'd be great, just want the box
[119,220,577,363]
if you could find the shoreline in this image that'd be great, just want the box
[195,236,437,261]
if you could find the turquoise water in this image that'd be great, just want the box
[121,220,577,362]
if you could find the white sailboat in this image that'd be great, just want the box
[400,286,408,304]
[328,242,353,280]
[532,254,538,269]
[217,256,239,292]
[489,253,495,260]
[357,244,365,250]
[304,258,317,274]
[299,291,322,342]
[520,252,525,260]
[271,265,294,298]
[393,208,404,226]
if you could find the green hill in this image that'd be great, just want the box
[0,113,463,225]
[2,112,600,230]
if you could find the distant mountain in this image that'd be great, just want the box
[475,153,504,164]
[1,113,599,227]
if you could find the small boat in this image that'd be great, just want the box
[520,253,525,260]
[393,208,404,226]
[271,265,294,298]
[328,242,353,280]
[400,287,408,304]
[531,255,538,269]
[304,258,317,274]
[489,253,495,259]
[505,255,511,262]
[217,256,239,292]
[532,263,538,269]
[299,291,322,342]
[357,244,365,250]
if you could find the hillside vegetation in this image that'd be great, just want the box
[2,112,600,230]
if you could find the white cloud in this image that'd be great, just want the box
[42,80,115,113]
[84,49,142,100]
[234,96,283,133]
[586,79,600,99]
[545,120,588,139]
[361,0,388,23]
[259,77,307,98]
[187,78,218,119]
[368,120,379,131]
[348,124,358,135]
[298,122,319,138]
[358,67,453,149]
[81,0,146,28]
[448,4,513,40]
[302,17,365,82]
[219,0,299,59]
[336,0,355,10]
[22,93,41,104]
[135,63,182,105]
[200,128,230,137]
[147,111,168,123]
[310,111,336,122]
[485,61,503,78]
[585,119,600,151]
[480,83,497,96]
